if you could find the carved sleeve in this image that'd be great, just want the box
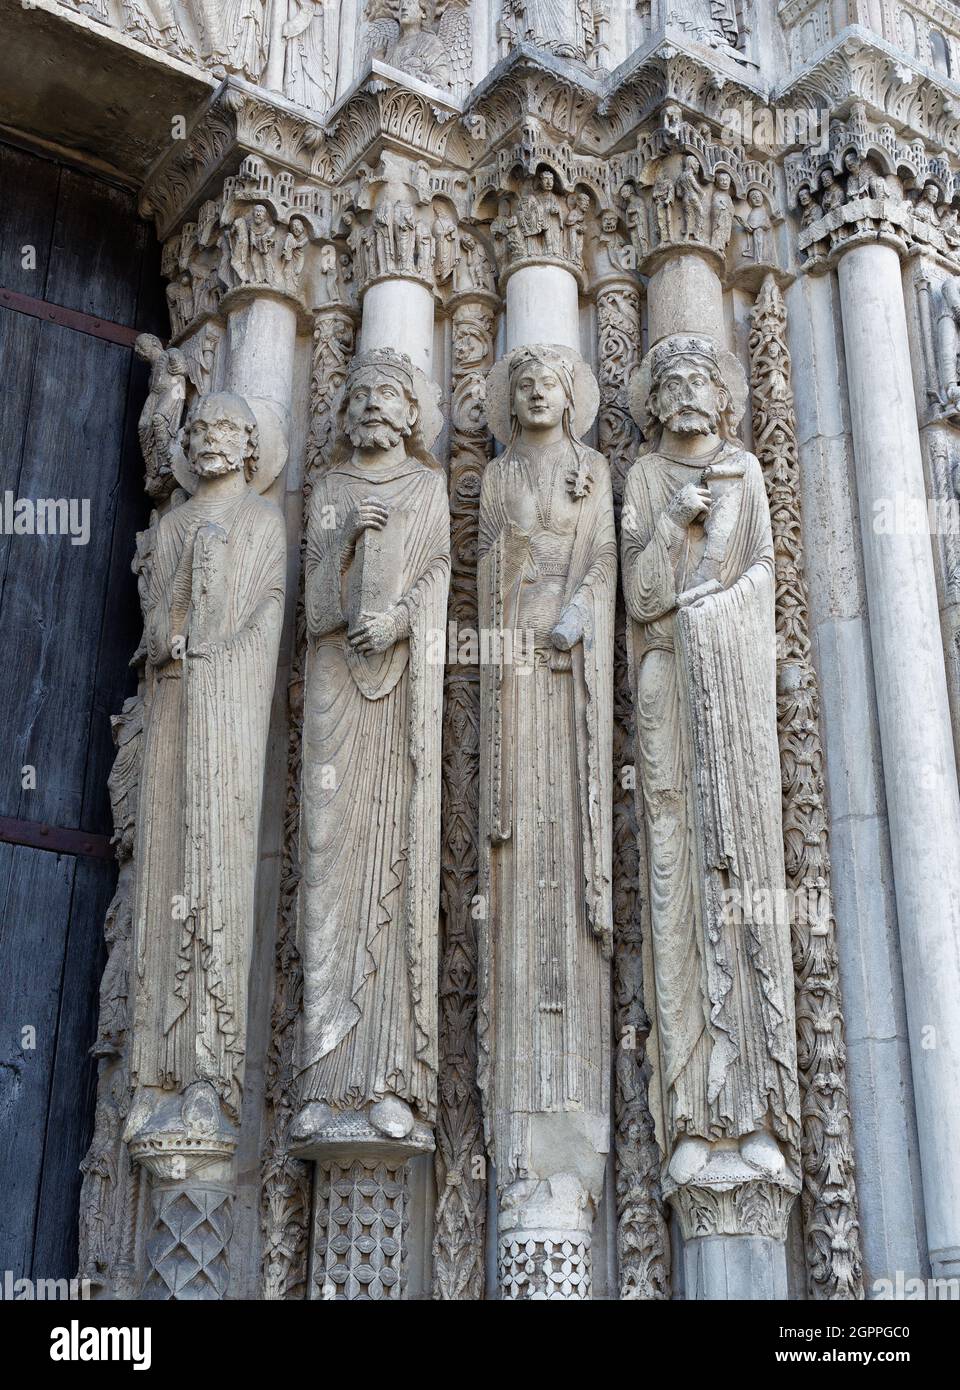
[304,480,347,638]
[620,463,685,624]
[566,454,618,632]
[396,472,451,637]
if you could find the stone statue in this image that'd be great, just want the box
[282,0,335,112]
[621,335,800,1230]
[128,392,285,1127]
[740,188,772,261]
[361,0,472,94]
[710,170,735,254]
[478,344,615,1298]
[135,334,188,500]
[677,156,706,241]
[294,348,450,1152]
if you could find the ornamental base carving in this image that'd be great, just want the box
[665,1149,800,1243]
[498,1232,592,1300]
[310,1160,410,1302]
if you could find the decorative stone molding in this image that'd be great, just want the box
[259,300,358,1302]
[749,275,863,1299]
[594,273,672,1301]
[786,104,960,270]
[432,286,499,1302]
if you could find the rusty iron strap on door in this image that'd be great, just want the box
[0,815,114,861]
[0,286,141,347]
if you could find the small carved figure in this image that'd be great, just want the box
[564,191,589,266]
[374,199,397,274]
[740,188,772,262]
[677,155,706,241]
[135,334,189,500]
[394,201,417,274]
[432,211,459,283]
[914,181,943,226]
[281,215,310,294]
[621,182,649,264]
[652,165,675,244]
[709,169,735,254]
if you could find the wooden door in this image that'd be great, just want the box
[0,136,162,1282]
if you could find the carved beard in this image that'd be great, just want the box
[662,403,719,436]
[192,451,244,478]
[349,420,405,450]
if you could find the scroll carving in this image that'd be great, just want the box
[432,289,498,1301]
[260,305,357,1301]
[595,275,671,1300]
[749,275,863,1300]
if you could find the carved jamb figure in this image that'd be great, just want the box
[621,335,800,1219]
[677,156,706,242]
[361,0,471,93]
[127,393,285,1129]
[224,0,268,79]
[135,334,188,501]
[709,169,735,254]
[478,344,615,1297]
[294,349,449,1151]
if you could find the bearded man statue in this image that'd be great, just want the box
[293,348,450,1160]
[621,334,801,1291]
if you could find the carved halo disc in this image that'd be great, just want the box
[485,343,601,447]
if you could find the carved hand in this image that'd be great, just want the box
[344,497,390,547]
[668,483,711,527]
[676,578,723,610]
[347,607,403,655]
[550,606,583,651]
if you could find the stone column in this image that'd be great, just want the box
[837,241,960,1282]
[294,157,443,1300]
[432,281,499,1300]
[629,226,800,1304]
[786,269,926,1290]
[505,263,580,352]
[594,265,671,1301]
[127,166,303,1301]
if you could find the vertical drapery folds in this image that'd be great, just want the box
[260,305,357,1299]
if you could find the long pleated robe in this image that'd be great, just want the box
[622,442,800,1168]
[297,456,449,1122]
[477,441,615,1187]
[131,488,285,1123]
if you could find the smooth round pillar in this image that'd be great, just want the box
[359,277,434,374]
[646,250,725,346]
[838,241,960,1281]
[505,264,580,352]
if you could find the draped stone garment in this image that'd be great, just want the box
[131,489,285,1123]
[622,443,800,1165]
[297,458,449,1122]
[477,441,615,1186]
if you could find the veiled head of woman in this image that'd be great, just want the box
[508,348,577,440]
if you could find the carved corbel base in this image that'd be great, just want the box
[665,1150,800,1301]
[496,1173,599,1301]
[291,1101,434,1302]
[126,1082,238,1300]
